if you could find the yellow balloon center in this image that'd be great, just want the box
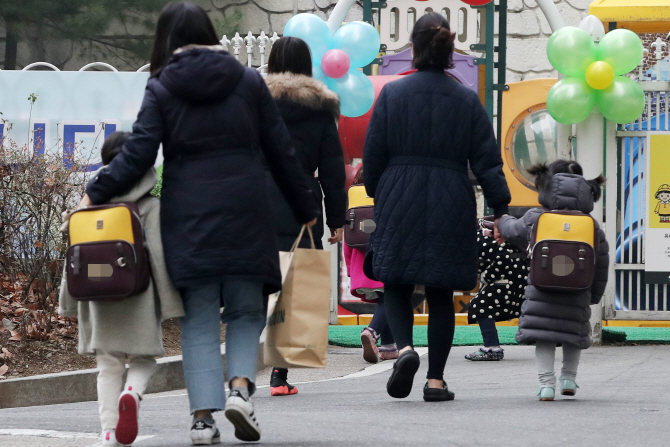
[585,61,615,90]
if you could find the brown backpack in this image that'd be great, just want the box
[528,210,597,292]
[66,203,151,301]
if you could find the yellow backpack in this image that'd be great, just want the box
[528,210,597,291]
[67,203,150,301]
[345,185,375,249]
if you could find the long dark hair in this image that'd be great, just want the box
[267,37,313,77]
[528,159,606,202]
[411,13,456,71]
[149,2,220,77]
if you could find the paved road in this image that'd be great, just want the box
[1,345,670,447]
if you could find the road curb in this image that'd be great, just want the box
[0,343,265,409]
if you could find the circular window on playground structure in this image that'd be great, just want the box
[506,105,559,190]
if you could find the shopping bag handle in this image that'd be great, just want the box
[290,225,316,252]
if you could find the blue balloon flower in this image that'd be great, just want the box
[284,14,380,117]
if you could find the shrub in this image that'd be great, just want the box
[0,136,89,341]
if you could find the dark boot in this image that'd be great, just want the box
[270,368,298,396]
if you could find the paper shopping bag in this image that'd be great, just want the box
[263,226,331,368]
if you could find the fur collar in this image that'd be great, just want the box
[174,44,225,54]
[265,73,340,119]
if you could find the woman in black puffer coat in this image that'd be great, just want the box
[363,13,511,402]
[263,37,346,397]
[82,3,319,443]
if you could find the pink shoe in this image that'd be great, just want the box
[116,387,140,445]
[379,345,399,361]
[360,328,380,363]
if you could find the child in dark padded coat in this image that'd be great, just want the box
[497,160,609,401]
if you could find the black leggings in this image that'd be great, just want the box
[384,284,455,381]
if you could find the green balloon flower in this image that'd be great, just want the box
[546,27,645,125]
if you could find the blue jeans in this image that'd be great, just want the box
[368,294,395,345]
[180,280,265,413]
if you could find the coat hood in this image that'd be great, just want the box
[265,73,340,121]
[159,45,245,104]
[538,173,594,214]
[94,167,157,203]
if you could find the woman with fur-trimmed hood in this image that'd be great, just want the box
[264,37,346,252]
[264,37,347,396]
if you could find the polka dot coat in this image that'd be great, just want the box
[468,220,528,324]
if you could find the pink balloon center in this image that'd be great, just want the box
[321,49,350,79]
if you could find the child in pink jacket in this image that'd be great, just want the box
[344,236,397,362]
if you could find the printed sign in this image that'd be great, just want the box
[0,71,160,170]
[645,132,670,284]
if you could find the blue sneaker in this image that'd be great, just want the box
[560,378,579,396]
[538,387,555,401]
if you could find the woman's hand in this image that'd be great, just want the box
[306,218,318,228]
[328,227,343,245]
[60,194,93,232]
[78,194,93,210]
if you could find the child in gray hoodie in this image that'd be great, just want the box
[497,160,609,401]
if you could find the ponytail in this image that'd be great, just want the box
[411,13,455,70]
[587,174,606,202]
[527,163,551,192]
[528,160,606,201]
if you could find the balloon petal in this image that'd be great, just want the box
[283,13,332,63]
[596,76,646,124]
[332,21,381,68]
[546,77,596,125]
[546,26,596,77]
[312,65,329,85]
[329,70,375,117]
[596,29,644,76]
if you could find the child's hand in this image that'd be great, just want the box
[494,216,506,245]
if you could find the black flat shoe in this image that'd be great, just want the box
[386,350,420,399]
[423,381,455,402]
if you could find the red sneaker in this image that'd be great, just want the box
[115,387,139,445]
[270,368,298,396]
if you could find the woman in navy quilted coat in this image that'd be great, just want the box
[363,13,511,402]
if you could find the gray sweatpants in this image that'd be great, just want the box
[535,342,581,387]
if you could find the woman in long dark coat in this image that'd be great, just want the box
[263,37,346,396]
[363,13,511,402]
[81,2,319,443]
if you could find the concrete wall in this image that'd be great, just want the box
[505,0,592,82]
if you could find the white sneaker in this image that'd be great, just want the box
[224,390,261,442]
[116,387,140,445]
[190,418,221,445]
[100,429,123,446]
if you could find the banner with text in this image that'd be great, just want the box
[645,132,670,284]
[0,71,153,170]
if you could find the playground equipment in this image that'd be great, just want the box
[8,0,669,326]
